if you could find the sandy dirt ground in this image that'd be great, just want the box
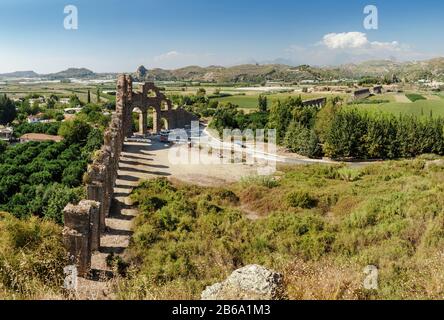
[394,94,412,103]
[424,94,441,101]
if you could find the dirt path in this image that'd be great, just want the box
[425,94,440,101]
[394,94,412,103]
[76,141,157,299]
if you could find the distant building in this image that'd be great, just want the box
[27,112,51,124]
[0,126,14,142]
[27,115,40,124]
[20,133,63,143]
[373,85,383,94]
[28,97,45,106]
[300,80,316,84]
[64,107,82,115]
[353,88,371,100]
[60,98,70,105]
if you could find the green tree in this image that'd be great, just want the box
[43,184,82,223]
[69,95,82,108]
[258,95,268,112]
[314,100,339,143]
[284,121,321,158]
[46,98,56,109]
[58,119,92,145]
[268,98,302,143]
[87,90,91,104]
[0,94,17,125]
[209,103,240,135]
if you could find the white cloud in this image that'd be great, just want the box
[284,31,432,66]
[321,32,400,51]
[153,50,181,62]
[322,32,369,49]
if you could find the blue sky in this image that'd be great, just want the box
[0,0,443,73]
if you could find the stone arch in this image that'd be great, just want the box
[161,100,171,111]
[132,107,142,134]
[160,117,169,130]
[123,80,198,136]
[134,105,161,136]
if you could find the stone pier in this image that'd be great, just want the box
[63,200,100,277]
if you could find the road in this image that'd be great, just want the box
[197,125,373,168]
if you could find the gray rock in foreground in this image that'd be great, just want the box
[201,265,284,300]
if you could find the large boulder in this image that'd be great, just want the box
[201,265,284,300]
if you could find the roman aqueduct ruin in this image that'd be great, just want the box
[62,75,198,276]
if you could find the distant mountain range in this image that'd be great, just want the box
[0,68,100,80]
[2,58,444,83]
[143,58,444,83]
[0,70,40,78]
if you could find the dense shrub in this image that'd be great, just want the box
[14,122,61,137]
[286,190,317,208]
[284,122,322,158]
[240,175,279,188]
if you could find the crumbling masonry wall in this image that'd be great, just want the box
[62,75,198,275]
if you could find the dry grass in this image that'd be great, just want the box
[282,258,365,300]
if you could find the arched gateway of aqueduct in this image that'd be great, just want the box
[62,75,198,276]
[129,80,197,135]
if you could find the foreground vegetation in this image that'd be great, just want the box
[113,157,444,299]
[0,212,68,299]
[0,92,107,298]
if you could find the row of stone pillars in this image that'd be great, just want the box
[62,74,132,276]
[61,75,197,276]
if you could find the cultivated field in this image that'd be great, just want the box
[210,92,347,110]
[0,81,116,103]
[346,93,444,117]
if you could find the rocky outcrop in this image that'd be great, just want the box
[201,265,284,300]
[135,65,149,81]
